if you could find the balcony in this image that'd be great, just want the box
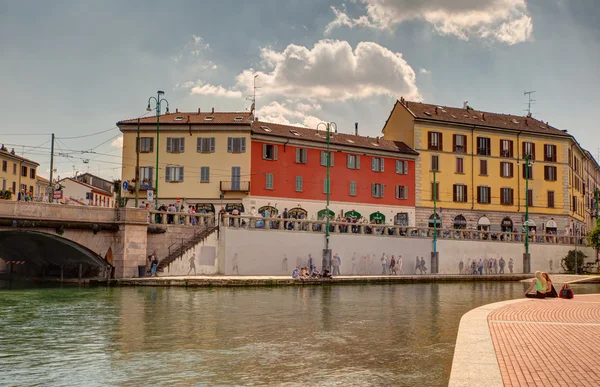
[220,181,250,192]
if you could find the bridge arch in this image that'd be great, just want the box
[0,230,111,278]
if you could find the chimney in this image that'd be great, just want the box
[175,108,179,113]
[482,113,485,121]
[355,122,358,136]
[376,136,380,143]
[435,107,438,115]
[211,107,215,114]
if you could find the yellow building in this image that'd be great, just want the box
[382,99,586,235]
[0,146,39,200]
[582,149,600,232]
[117,110,253,211]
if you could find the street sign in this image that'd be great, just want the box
[147,190,154,201]
[122,181,129,191]
[53,191,63,199]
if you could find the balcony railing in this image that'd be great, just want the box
[220,181,250,192]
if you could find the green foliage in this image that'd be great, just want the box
[587,223,600,252]
[561,249,587,273]
[0,190,12,200]
[466,105,474,111]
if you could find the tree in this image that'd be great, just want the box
[587,223,600,254]
[561,249,587,273]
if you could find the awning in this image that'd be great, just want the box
[317,209,335,220]
[288,207,307,218]
[370,211,386,222]
[225,203,245,213]
[344,210,362,219]
[258,205,278,216]
[546,219,558,228]
[478,216,491,226]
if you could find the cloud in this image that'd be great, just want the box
[419,68,431,74]
[111,136,123,148]
[190,82,243,98]
[256,101,324,128]
[235,39,420,102]
[325,0,533,45]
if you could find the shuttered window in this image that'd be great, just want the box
[480,159,488,176]
[453,184,468,203]
[323,178,330,194]
[347,154,360,169]
[227,137,246,153]
[372,157,384,172]
[547,191,555,208]
[527,189,534,207]
[477,186,491,204]
[544,144,557,162]
[200,167,210,183]
[349,181,357,196]
[500,139,513,158]
[295,176,303,192]
[431,155,439,172]
[295,148,308,164]
[431,182,439,201]
[136,137,154,153]
[477,137,491,156]
[522,142,535,160]
[396,185,408,200]
[197,137,215,153]
[523,164,533,180]
[166,137,185,153]
[372,183,384,198]
[396,160,408,174]
[165,167,184,182]
[262,144,278,160]
[320,152,334,166]
[428,132,443,151]
[453,134,466,153]
[456,158,464,173]
[544,166,557,181]
[500,188,514,205]
[266,173,274,190]
[500,162,514,178]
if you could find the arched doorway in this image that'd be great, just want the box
[317,209,334,220]
[453,214,467,229]
[288,207,307,219]
[501,217,513,232]
[370,211,386,224]
[477,215,490,231]
[258,205,278,217]
[428,213,442,228]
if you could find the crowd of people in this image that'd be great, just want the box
[291,265,332,279]
[460,257,513,275]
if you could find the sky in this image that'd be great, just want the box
[1,0,599,181]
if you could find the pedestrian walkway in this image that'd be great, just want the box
[450,294,600,387]
[518,274,600,284]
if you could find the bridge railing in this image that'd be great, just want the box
[0,201,119,223]
[148,210,215,227]
[221,214,588,246]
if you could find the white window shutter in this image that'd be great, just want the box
[381,159,384,172]
[356,156,360,169]
[262,144,267,159]
[396,160,400,174]
[321,152,325,166]
[296,148,301,163]
[330,152,334,166]
[381,184,385,197]
[241,137,246,152]
[404,161,408,174]
[347,154,352,168]
[372,157,376,171]
[180,137,185,152]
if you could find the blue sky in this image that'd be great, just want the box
[1,0,599,180]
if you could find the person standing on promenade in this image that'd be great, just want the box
[351,253,357,275]
[493,258,498,274]
[332,253,341,275]
[187,253,196,275]
[420,257,427,274]
[524,271,547,298]
[478,259,484,275]
[150,251,159,276]
[508,258,514,273]
[397,255,404,274]
[389,255,396,275]
[416,256,421,274]
[381,253,388,274]
[483,258,489,275]
[499,257,505,274]
[308,253,313,274]
[232,253,240,275]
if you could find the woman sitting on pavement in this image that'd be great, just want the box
[299,267,309,279]
[542,272,558,298]
[524,271,547,298]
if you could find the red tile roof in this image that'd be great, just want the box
[0,148,40,166]
[117,112,253,127]
[251,121,418,156]
[398,100,569,137]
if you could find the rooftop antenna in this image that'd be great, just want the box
[246,74,260,120]
[524,90,536,116]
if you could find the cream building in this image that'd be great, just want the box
[117,110,253,211]
[0,146,39,200]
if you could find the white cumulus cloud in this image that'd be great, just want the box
[111,136,123,148]
[325,0,533,45]
[256,101,324,128]
[190,82,243,98]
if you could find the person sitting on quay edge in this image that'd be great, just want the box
[542,272,558,298]
[299,267,309,279]
[322,266,332,279]
[524,271,547,298]
[311,267,321,278]
[292,266,300,279]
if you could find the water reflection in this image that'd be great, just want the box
[1,282,599,386]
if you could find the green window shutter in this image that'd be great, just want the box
[179,137,185,152]
[295,176,303,191]
[356,156,360,169]
[273,145,278,160]
[166,138,172,152]
[296,148,301,163]
[165,167,171,182]
[347,154,352,168]
[372,157,376,171]
[179,167,184,182]
[380,159,384,172]
[396,160,400,174]
[262,144,267,159]
[350,181,356,196]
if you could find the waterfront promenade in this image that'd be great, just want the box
[450,294,600,387]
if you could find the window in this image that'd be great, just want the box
[295,176,303,192]
[431,182,439,201]
[527,189,534,207]
[140,167,153,187]
[522,164,533,180]
[197,137,215,153]
[262,144,278,160]
[200,167,210,183]
[12,163,16,174]
[453,184,468,202]
[20,184,27,191]
[320,151,335,166]
[1,179,5,190]
[347,154,360,169]
[522,142,535,160]
[372,183,384,198]
[477,137,491,156]
[453,134,466,153]
[29,185,33,194]
[1,160,6,172]
[396,160,408,174]
[296,148,308,164]
[165,166,184,182]
[456,158,464,173]
[572,195,577,213]
[544,144,557,162]
[544,166,557,181]
[396,185,408,200]
[480,159,488,176]
[323,178,330,194]
[547,191,555,208]
[11,181,16,193]
[30,168,35,179]
[227,137,246,153]
[349,181,357,196]
[500,162,514,178]
[372,157,384,172]
[137,137,154,153]
[266,173,274,190]
[166,137,185,153]
[20,166,27,177]
[477,186,491,204]
[431,155,439,172]
[500,139,513,158]
[500,188,514,205]
[428,132,443,151]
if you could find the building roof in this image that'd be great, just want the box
[395,99,569,137]
[117,111,254,127]
[0,148,40,166]
[36,175,50,183]
[59,177,113,196]
[251,121,418,156]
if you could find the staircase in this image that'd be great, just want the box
[157,225,219,273]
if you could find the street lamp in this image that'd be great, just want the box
[146,91,169,209]
[523,154,532,273]
[431,169,439,274]
[317,121,336,271]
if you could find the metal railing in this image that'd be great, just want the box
[221,214,589,246]
[220,181,250,192]
[148,211,216,227]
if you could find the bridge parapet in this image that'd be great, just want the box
[0,201,118,223]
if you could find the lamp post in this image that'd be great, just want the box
[523,154,532,273]
[317,121,336,271]
[431,169,439,274]
[146,91,169,209]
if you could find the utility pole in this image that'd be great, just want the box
[135,118,140,208]
[523,154,531,273]
[431,169,438,274]
[524,90,536,116]
[49,133,55,203]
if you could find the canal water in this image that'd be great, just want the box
[1,282,599,386]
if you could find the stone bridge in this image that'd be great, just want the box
[0,201,148,279]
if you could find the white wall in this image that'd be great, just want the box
[221,228,596,276]
[160,231,219,276]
